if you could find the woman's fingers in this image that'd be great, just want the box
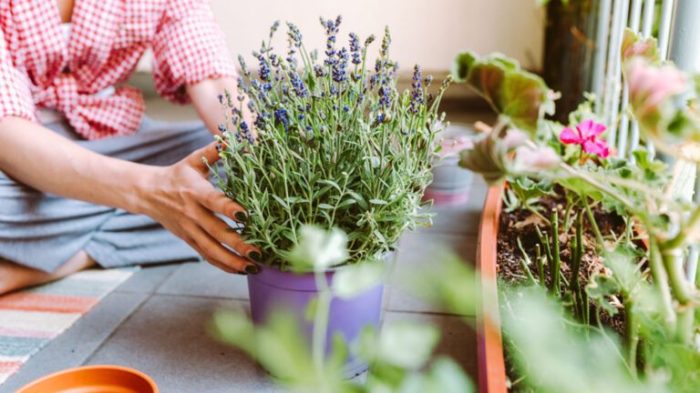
[164,143,262,273]
[200,188,247,222]
[188,142,221,172]
[188,223,257,273]
[192,203,260,260]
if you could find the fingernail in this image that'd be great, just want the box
[235,211,248,222]
[248,251,262,262]
[245,264,261,275]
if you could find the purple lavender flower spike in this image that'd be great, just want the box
[409,65,424,114]
[269,20,280,39]
[255,52,271,82]
[287,23,303,47]
[240,121,254,143]
[380,26,391,57]
[289,72,309,97]
[379,86,391,109]
[349,33,361,65]
[333,48,349,83]
[274,108,290,132]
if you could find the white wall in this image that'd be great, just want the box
[210,0,545,73]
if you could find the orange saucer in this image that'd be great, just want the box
[17,365,158,393]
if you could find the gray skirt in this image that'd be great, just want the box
[0,117,213,273]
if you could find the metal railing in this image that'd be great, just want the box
[589,0,700,282]
[592,0,677,159]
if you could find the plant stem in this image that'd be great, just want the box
[526,205,551,226]
[535,243,545,283]
[659,246,695,343]
[582,286,589,326]
[648,238,677,328]
[562,190,574,233]
[551,210,561,295]
[536,225,554,291]
[664,205,700,250]
[312,270,333,382]
[583,200,605,247]
[660,247,693,305]
[677,307,695,344]
[517,237,537,285]
[557,161,637,214]
[623,298,639,376]
[571,213,583,319]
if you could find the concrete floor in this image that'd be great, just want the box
[1,99,489,393]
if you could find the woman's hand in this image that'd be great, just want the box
[0,117,258,275]
[139,142,261,274]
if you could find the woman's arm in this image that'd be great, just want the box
[0,116,259,273]
[186,77,254,135]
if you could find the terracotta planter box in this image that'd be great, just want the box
[475,179,649,393]
[476,183,508,393]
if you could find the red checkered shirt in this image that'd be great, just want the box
[0,0,236,140]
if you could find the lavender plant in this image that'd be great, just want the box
[213,17,449,269]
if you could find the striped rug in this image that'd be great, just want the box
[0,268,135,385]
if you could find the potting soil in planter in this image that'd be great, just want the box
[495,193,630,392]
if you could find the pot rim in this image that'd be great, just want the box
[16,365,159,393]
[249,252,394,291]
[476,183,508,393]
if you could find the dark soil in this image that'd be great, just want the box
[495,193,632,391]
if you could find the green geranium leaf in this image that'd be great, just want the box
[501,70,553,132]
[400,357,474,393]
[458,133,509,185]
[502,287,670,393]
[451,52,476,82]
[586,274,621,317]
[452,51,554,135]
[603,248,643,296]
[332,261,385,299]
[286,225,349,271]
[376,322,439,370]
[423,357,474,393]
[211,310,255,353]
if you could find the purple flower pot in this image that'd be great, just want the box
[247,266,385,377]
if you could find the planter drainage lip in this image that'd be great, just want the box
[249,267,335,292]
[476,183,508,393]
[250,253,394,291]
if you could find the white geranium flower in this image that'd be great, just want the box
[512,145,560,172]
[287,225,349,271]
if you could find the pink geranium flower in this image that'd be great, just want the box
[559,119,610,158]
[626,58,687,118]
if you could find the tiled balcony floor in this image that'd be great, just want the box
[2,100,489,393]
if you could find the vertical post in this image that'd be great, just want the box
[592,0,612,114]
[618,0,643,158]
[604,0,628,146]
[668,0,700,282]
[641,0,655,36]
[658,0,675,59]
[629,0,643,31]
[668,0,700,71]
[630,0,656,156]
[617,0,642,159]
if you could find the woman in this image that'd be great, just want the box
[0,0,260,294]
